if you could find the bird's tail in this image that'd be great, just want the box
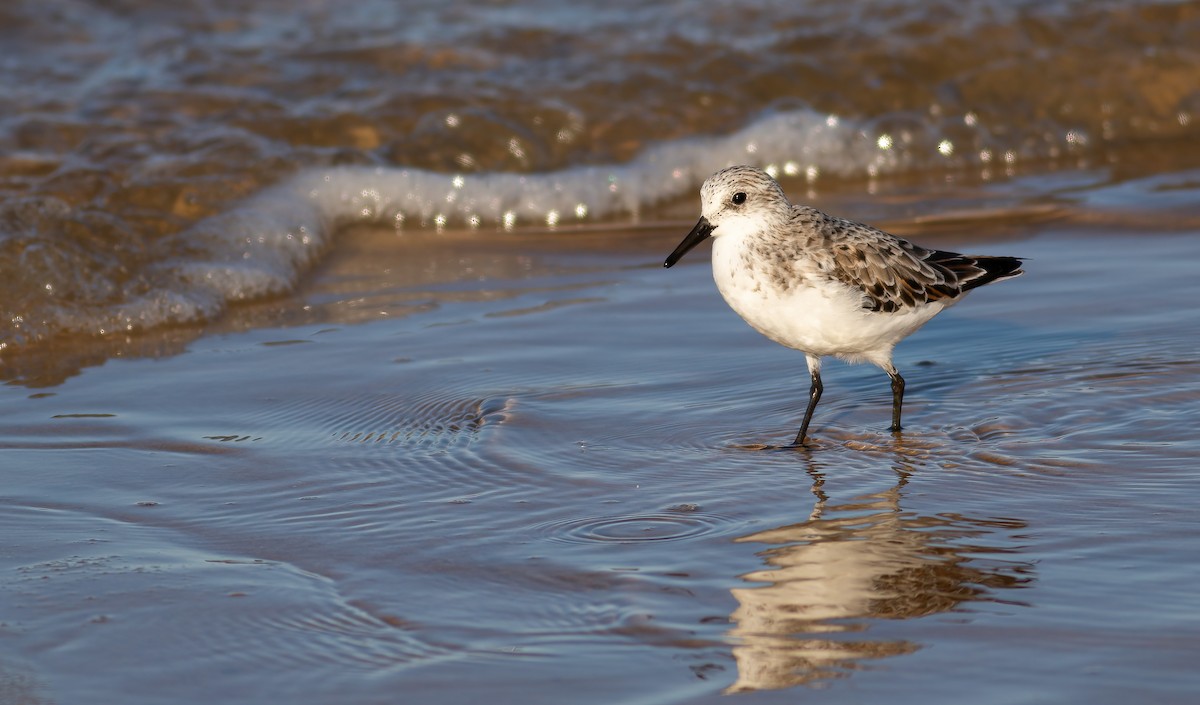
[928,251,1024,292]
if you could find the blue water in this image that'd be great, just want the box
[3,1,1200,702]
[2,167,1199,702]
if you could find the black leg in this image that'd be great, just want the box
[793,369,823,446]
[888,370,905,433]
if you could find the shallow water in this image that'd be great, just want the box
[3,1,1200,703]
[3,167,1200,703]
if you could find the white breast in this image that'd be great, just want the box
[710,233,946,366]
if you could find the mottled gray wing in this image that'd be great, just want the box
[809,212,965,313]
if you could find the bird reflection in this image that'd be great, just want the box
[726,463,1033,693]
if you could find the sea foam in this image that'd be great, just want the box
[12,110,898,346]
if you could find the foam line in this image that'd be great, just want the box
[33,110,900,341]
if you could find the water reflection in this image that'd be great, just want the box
[726,464,1034,693]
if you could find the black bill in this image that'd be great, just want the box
[663,217,715,268]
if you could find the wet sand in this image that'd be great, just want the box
[2,172,1199,704]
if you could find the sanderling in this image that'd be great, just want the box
[664,165,1023,446]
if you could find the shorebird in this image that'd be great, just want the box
[664,165,1023,446]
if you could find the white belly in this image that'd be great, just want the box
[711,236,945,366]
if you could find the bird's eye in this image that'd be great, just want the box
[731,192,747,205]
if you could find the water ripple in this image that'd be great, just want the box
[533,508,736,545]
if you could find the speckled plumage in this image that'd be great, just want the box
[664,165,1024,445]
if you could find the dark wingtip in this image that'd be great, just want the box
[926,251,1025,294]
[986,256,1025,279]
[965,255,1025,290]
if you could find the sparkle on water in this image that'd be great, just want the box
[2,2,1200,703]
